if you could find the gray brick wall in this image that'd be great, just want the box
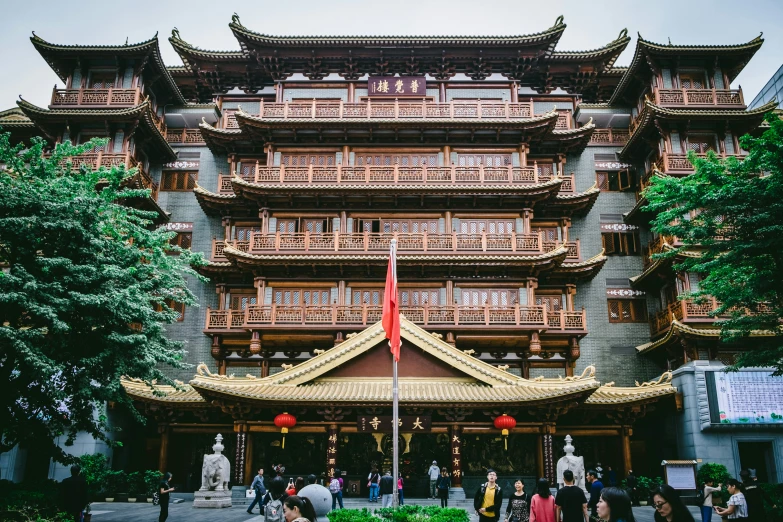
[567,146,665,385]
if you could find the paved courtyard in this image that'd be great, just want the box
[86,500,702,522]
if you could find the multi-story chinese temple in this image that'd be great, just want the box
[2,15,781,491]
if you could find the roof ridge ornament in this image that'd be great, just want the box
[196,362,215,377]
[617,28,628,41]
[171,27,181,40]
[554,15,565,26]
[231,13,242,27]
[635,371,673,387]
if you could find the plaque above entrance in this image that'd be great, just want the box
[368,76,427,97]
[357,415,432,432]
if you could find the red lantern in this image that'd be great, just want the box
[493,414,517,450]
[274,412,297,449]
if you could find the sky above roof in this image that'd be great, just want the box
[1,0,781,110]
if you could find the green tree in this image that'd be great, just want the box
[0,133,206,462]
[644,113,783,374]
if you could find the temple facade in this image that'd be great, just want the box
[2,15,781,491]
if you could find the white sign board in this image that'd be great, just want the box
[709,371,783,425]
[665,465,696,490]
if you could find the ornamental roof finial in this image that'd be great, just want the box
[554,15,564,26]
[171,28,180,40]
[618,28,628,40]
[232,13,241,26]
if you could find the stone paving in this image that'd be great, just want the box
[85,499,702,522]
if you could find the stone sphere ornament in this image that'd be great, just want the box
[297,484,332,517]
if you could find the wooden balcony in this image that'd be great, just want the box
[232,163,573,188]
[205,304,587,332]
[658,152,746,174]
[589,128,630,146]
[642,235,675,270]
[165,128,205,145]
[50,87,143,108]
[242,100,535,123]
[653,87,745,108]
[210,234,581,261]
[57,151,158,200]
[650,298,724,338]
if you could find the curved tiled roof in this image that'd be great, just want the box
[121,377,207,404]
[0,107,35,128]
[585,372,676,405]
[610,34,764,104]
[549,29,631,71]
[30,33,186,104]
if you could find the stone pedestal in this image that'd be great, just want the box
[193,489,232,508]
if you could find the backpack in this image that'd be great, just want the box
[264,493,285,522]
[329,478,341,493]
[696,486,705,505]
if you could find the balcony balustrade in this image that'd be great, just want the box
[166,128,205,145]
[650,297,725,338]
[205,304,586,331]
[657,152,746,174]
[56,151,158,200]
[210,234,581,261]
[653,87,745,108]
[642,235,675,270]
[589,128,630,146]
[50,87,143,108]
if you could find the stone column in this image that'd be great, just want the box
[327,425,339,479]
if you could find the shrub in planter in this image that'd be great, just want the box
[79,454,109,502]
[696,463,732,504]
[144,470,162,498]
[104,470,129,501]
[326,507,376,522]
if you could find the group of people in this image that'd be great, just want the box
[698,469,777,522]
[427,460,452,507]
[246,466,320,522]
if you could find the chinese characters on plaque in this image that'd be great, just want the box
[356,415,432,432]
[368,76,427,97]
[710,371,783,424]
[326,426,339,478]
[451,432,462,480]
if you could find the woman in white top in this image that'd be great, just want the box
[701,479,722,522]
[714,479,748,522]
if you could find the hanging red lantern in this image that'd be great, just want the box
[493,414,517,450]
[274,412,297,449]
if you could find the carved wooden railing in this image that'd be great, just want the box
[589,129,630,146]
[50,87,142,107]
[166,128,205,145]
[58,151,139,171]
[642,235,675,270]
[249,100,536,121]
[654,88,745,108]
[660,152,747,173]
[211,235,580,261]
[650,298,725,338]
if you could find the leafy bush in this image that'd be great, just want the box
[327,507,376,522]
[696,463,731,488]
[0,479,64,521]
[329,506,468,522]
[144,470,162,497]
[760,483,783,519]
[79,453,109,500]
[104,470,128,495]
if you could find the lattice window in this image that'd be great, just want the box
[535,294,562,311]
[400,289,440,306]
[352,289,383,305]
[89,70,116,89]
[687,135,718,153]
[160,171,197,191]
[169,232,192,251]
[355,154,437,167]
[275,220,297,233]
[382,219,438,233]
[230,292,257,310]
[536,162,555,177]
[78,134,108,152]
[459,219,514,234]
[235,226,261,241]
[163,299,185,321]
[274,289,331,306]
[534,226,559,242]
[281,154,336,166]
[607,299,648,323]
[456,154,511,167]
[304,219,328,234]
[462,289,517,306]
[679,72,706,90]
[596,171,633,192]
[602,232,640,256]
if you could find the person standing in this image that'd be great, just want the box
[379,470,395,508]
[740,469,777,522]
[474,469,503,522]
[586,470,604,519]
[626,470,639,507]
[283,495,318,522]
[505,479,531,522]
[715,480,748,522]
[397,475,405,506]
[530,478,556,522]
[437,467,451,508]
[59,464,88,522]
[652,485,695,522]
[158,472,174,522]
[248,468,267,515]
[367,466,380,503]
[556,470,588,522]
[607,467,618,488]
[596,487,636,522]
[700,479,722,522]
[329,469,344,511]
[428,461,441,499]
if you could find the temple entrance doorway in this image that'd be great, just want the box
[248,432,328,482]
[461,433,537,496]
[168,432,237,492]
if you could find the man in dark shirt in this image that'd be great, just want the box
[379,470,395,508]
[741,469,777,522]
[556,470,588,522]
[60,464,88,522]
[158,472,174,522]
[586,470,603,518]
[626,470,639,506]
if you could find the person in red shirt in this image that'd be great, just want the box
[530,478,556,522]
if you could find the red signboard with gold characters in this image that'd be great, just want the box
[368,76,427,97]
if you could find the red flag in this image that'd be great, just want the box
[382,239,400,361]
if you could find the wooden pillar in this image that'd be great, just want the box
[260,208,270,234]
[254,277,266,304]
[519,144,529,167]
[536,434,545,479]
[327,425,339,478]
[338,280,346,305]
[266,143,275,165]
[347,83,355,103]
[561,218,571,242]
[444,211,453,233]
[342,145,350,165]
[340,211,348,233]
[450,425,463,487]
[234,422,248,485]
[216,284,227,310]
[158,424,170,472]
[565,284,576,310]
[244,432,254,486]
[543,425,556,484]
[521,209,533,234]
[526,278,538,307]
[439,82,446,103]
[443,145,451,166]
[446,280,454,305]
[510,82,519,103]
[222,217,231,241]
[621,426,633,476]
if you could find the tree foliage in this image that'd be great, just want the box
[0,132,206,462]
[644,114,783,374]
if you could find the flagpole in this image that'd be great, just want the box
[391,238,400,508]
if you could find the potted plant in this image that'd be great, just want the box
[127,471,140,502]
[144,470,161,503]
[79,453,109,505]
[696,463,731,508]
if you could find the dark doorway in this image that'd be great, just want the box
[737,441,776,483]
